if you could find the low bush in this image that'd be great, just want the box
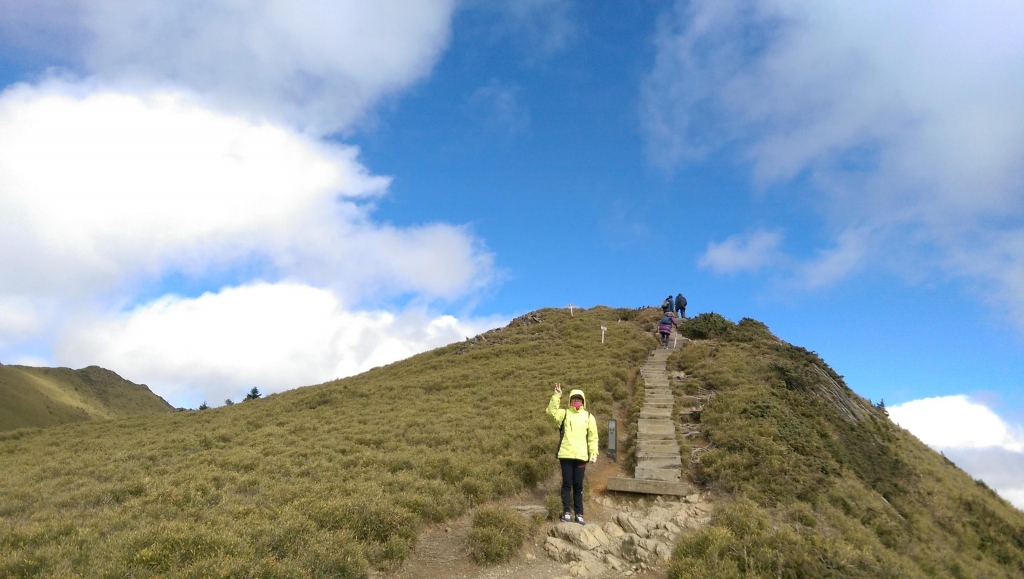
[467,506,533,564]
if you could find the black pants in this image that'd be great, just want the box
[560,459,587,515]
[660,331,670,346]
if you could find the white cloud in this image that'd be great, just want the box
[795,228,869,289]
[890,396,1024,509]
[57,281,505,408]
[0,83,492,305]
[468,79,531,136]
[488,0,579,56]
[0,3,507,405]
[644,0,1024,307]
[1,0,457,134]
[940,448,1024,510]
[698,230,782,274]
[889,396,1024,452]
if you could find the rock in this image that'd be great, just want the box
[646,506,672,526]
[615,514,649,538]
[550,522,607,551]
[544,536,596,563]
[685,493,701,503]
[568,560,607,577]
[663,521,682,534]
[638,537,673,562]
[619,534,641,563]
[683,516,704,530]
[604,553,625,571]
[513,505,549,517]
[545,536,570,561]
[603,521,625,538]
[526,553,536,560]
[584,524,609,547]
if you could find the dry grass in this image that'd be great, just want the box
[667,314,1024,578]
[0,307,655,578]
[0,364,172,432]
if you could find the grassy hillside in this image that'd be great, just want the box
[0,363,173,432]
[3,308,1022,578]
[0,307,656,578]
[666,314,1024,578]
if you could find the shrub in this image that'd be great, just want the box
[467,506,533,564]
[677,313,735,340]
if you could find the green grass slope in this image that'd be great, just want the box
[0,307,656,578]
[3,308,1021,578]
[0,363,174,432]
[666,314,1024,578]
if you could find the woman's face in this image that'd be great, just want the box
[570,397,583,410]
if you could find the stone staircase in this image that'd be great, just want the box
[607,334,695,496]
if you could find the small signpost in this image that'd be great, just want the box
[607,418,617,462]
[569,303,574,316]
[601,326,607,343]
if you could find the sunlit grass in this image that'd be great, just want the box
[0,307,655,577]
[667,314,1024,578]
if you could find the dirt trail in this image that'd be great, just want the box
[381,332,708,579]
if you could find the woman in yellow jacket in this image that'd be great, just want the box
[547,382,598,524]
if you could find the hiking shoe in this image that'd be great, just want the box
[561,511,572,523]
[575,514,585,525]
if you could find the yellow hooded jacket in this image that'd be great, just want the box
[547,389,599,461]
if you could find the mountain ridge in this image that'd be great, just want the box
[0,362,174,432]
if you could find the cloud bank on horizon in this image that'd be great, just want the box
[0,0,500,406]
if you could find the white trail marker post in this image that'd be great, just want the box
[569,303,574,316]
[601,326,607,343]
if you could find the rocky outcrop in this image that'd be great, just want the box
[542,494,712,577]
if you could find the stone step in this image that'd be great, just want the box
[635,466,681,482]
[606,477,693,496]
[636,450,681,460]
[637,432,675,441]
[640,408,672,419]
[637,443,678,454]
[636,455,682,468]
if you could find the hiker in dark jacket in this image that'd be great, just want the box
[661,296,673,313]
[658,312,679,348]
[675,294,687,318]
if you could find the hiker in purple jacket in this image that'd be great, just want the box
[658,312,679,348]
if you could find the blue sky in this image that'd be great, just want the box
[1,1,1022,507]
